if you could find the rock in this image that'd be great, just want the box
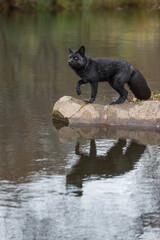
[52,96,160,129]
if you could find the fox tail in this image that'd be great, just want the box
[128,66,151,100]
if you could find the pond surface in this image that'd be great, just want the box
[0,9,160,240]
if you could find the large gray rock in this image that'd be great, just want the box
[52,96,160,129]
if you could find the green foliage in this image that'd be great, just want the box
[83,0,158,9]
[0,0,159,11]
[56,0,82,10]
[36,0,53,10]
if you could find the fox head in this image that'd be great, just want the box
[68,46,86,69]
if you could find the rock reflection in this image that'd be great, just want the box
[53,122,160,146]
[66,139,146,195]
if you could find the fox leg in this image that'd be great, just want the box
[109,77,128,105]
[85,81,98,103]
[76,79,88,95]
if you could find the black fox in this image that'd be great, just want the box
[68,46,151,104]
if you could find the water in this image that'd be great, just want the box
[0,9,160,240]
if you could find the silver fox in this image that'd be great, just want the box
[68,46,151,104]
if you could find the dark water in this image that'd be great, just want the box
[0,10,160,240]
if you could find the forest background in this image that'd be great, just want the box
[0,0,160,12]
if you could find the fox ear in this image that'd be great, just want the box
[68,48,73,54]
[77,46,85,57]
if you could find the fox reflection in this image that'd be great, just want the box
[67,139,146,189]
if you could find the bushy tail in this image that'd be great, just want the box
[128,66,151,100]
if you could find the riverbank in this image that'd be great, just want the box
[0,0,159,13]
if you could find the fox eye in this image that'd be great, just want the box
[74,56,78,60]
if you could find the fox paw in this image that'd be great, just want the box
[85,98,95,104]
